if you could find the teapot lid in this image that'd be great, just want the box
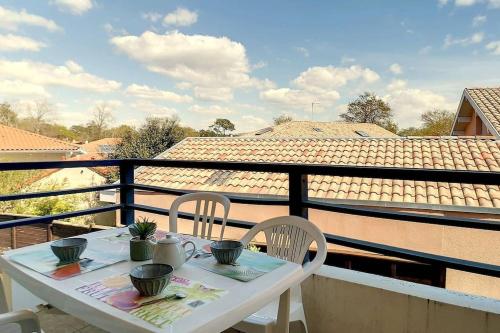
[158,233,180,244]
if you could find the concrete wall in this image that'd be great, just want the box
[0,152,70,162]
[301,266,500,333]
[131,192,500,298]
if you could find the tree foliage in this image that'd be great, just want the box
[209,118,235,136]
[340,92,396,132]
[0,103,18,126]
[399,109,454,136]
[273,114,293,126]
[112,117,185,159]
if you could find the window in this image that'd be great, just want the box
[355,130,370,137]
[312,127,323,132]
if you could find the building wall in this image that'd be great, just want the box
[130,192,500,299]
[301,266,500,333]
[0,152,71,162]
[464,111,491,136]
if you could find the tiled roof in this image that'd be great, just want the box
[466,88,500,136]
[80,138,121,154]
[241,121,398,138]
[135,137,500,211]
[0,124,79,152]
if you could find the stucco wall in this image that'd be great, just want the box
[131,192,500,299]
[301,266,500,333]
[0,152,70,162]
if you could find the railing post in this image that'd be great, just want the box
[288,172,308,218]
[120,160,135,225]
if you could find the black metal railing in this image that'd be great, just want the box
[0,159,499,278]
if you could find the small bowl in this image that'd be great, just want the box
[210,240,243,265]
[51,238,87,264]
[130,264,173,297]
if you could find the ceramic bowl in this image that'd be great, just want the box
[210,240,243,264]
[50,238,87,264]
[130,264,173,297]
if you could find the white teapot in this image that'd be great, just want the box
[152,234,196,270]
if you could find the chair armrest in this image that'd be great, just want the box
[0,309,41,333]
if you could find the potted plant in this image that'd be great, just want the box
[128,217,157,261]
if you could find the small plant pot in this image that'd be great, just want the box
[130,237,154,261]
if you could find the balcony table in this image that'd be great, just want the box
[0,227,304,333]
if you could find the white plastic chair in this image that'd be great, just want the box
[0,274,41,333]
[234,216,327,333]
[169,192,231,241]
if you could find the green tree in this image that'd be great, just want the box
[112,117,184,159]
[208,118,235,136]
[0,103,18,126]
[399,109,454,136]
[340,92,396,132]
[273,114,293,126]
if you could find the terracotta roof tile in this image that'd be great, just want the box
[466,88,500,135]
[242,121,398,138]
[134,137,500,211]
[0,124,79,152]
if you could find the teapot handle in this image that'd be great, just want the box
[183,241,196,262]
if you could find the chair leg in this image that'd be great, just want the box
[274,289,290,333]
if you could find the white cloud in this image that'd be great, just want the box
[193,87,233,102]
[419,45,432,55]
[0,80,50,97]
[132,100,177,117]
[50,0,93,15]
[455,0,478,5]
[103,23,128,37]
[293,65,380,92]
[125,84,193,103]
[438,0,449,6]
[91,99,123,111]
[472,15,487,26]
[111,31,259,101]
[142,12,162,23]
[238,115,268,132]
[295,47,309,58]
[0,33,46,52]
[443,32,484,48]
[252,61,267,70]
[384,87,454,127]
[260,88,340,109]
[486,41,500,55]
[0,6,60,32]
[64,60,84,73]
[386,79,407,91]
[489,0,500,7]
[0,59,121,93]
[389,63,403,75]
[340,56,356,64]
[188,104,233,115]
[163,8,198,27]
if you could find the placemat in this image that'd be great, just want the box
[9,248,127,280]
[191,249,287,282]
[76,274,226,328]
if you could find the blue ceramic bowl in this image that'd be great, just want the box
[130,264,173,297]
[51,238,87,264]
[210,240,243,264]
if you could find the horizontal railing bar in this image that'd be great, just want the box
[0,184,122,202]
[130,203,257,229]
[131,184,289,206]
[0,204,122,229]
[128,159,500,185]
[306,200,500,231]
[326,234,500,278]
[0,159,122,171]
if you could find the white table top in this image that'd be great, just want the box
[0,228,304,333]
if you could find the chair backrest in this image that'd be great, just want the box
[0,275,9,314]
[240,216,327,276]
[169,192,231,240]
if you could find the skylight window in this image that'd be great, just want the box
[355,131,370,137]
[312,127,323,132]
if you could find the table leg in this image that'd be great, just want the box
[275,288,290,333]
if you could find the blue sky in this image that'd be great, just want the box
[0,0,499,132]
